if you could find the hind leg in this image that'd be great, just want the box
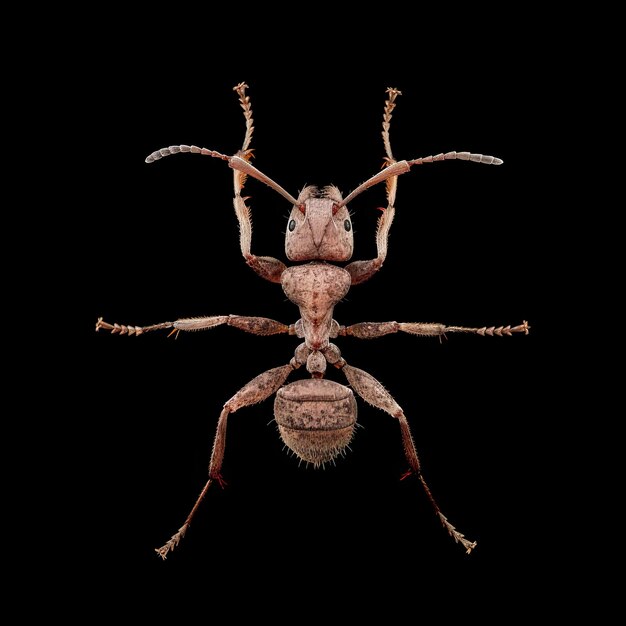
[336,359,477,553]
[156,362,297,559]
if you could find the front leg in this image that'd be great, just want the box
[233,175,286,282]
[231,83,287,284]
[345,88,402,286]
[95,314,290,337]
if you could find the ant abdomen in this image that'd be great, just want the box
[274,379,357,467]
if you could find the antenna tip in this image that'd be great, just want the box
[494,157,503,165]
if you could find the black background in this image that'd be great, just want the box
[73,23,556,616]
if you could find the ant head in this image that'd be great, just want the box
[227,156,412,264]
[285,186,353,262]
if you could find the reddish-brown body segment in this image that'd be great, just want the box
[281,263,351,351]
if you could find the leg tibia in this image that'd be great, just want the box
[400,321,530,337]
[95,316,228,336]
[397,415,421,474]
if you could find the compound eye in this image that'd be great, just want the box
[288,219,296,232]
[344,219,351,232]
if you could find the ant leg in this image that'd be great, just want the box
[381,87,402,203]
[336,359,477,554]
[155,361,297,559]
[96,314,291,338]
[341,86,501,288]
[144,83,288,283]
[345,87,402,286]
[341,320,530,339]
[231,82,287,283]
[233,81,254,152]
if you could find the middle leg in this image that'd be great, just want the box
[341,319,530,339]
[96,314,291,338]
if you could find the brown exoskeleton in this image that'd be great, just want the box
[96,83,529,558]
